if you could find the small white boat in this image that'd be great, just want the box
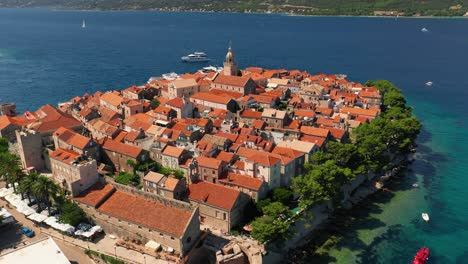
[412,183,419,188]
[422,213,430,222]
[421,27,429,32]
[426,81,433,86]
[82,20,86,28]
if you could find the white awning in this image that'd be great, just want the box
[0,187,14,198]
[27,213,48,223]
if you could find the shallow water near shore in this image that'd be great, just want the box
[1,8,468,263]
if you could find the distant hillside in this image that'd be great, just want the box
[2,0,468,16]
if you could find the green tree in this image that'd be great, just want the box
[32,176,60,214]
[150,98,160,108]
[0,137,9,153]
[255,198,271,213]
[251,214,289,243]
[58,201,86,226]
[262,201,289,217]
[293,160,354,207]
[0,153,22,192]
[18,171,40,204]
[271,188,293,204]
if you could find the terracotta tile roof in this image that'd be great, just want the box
[123,85,143,94]
[171,78,198,89]
[124,130,142,142]
[162,145,185,158]
[316,117,335,127]
[288,120,301,129]
[165,97,184,108]
[191,92,233,105]
[163,177,180,191]
[315,107,334,117]
[212,119,223,128]
[196,156,223,169]
[261,109,287,119]
[144,171,165,183]
[300,135,327,148]
[294,109,316,118]
[98,190,193,237]
[219,173,264,191]
[26,105,81,133]
[354,116,371,123]
[215,132,238,142]
[240,110,262,119]
[188,181,240,211]
[102,138,143,158]
[213,74,252,87]
[272,146,304,159]
[277,140,317,154]
[75,183,115,207]
[153,105,173,115]
[216,151,236,163]
[232,160,245,170]
[247,153,281,167]
[113,131,127,142]
[101,92,124,107]
[98,106,121,122]
[54,127,91,149]
[300,126,330,138]
[340,107,380,118]
[208,89,244,99]
[89,119,120,138]
[328,127,346,140]
[50,148,81,164]
[0,115,33,130]
[251,120,266,130]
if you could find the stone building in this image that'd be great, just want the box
[261,109,290,129]
[53,126,100,160]
[49,148,99,197]
[161,145,189,170]
[219,172,268,202]
[143,171,186,200]
[16,129,45,171]
[75,183,200,255]
[168,79,199,99]
[195,156,227,184]
[188,181,248,233]
[100,138,148,173]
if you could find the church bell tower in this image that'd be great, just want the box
[223,46,238,76]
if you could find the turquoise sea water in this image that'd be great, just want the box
[1,8,468,263]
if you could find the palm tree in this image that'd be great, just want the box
[32,176,59,214]
[19,171,40,204]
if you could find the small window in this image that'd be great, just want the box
[138,226,142,229]
[160,233,164,237]
[170,237,175,240]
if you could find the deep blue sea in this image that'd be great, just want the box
[1,8,468,263]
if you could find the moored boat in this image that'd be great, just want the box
[422,213,430,222]
[413,247,430,264]
[181,52,211,62]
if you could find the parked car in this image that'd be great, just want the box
[21,227,35,238]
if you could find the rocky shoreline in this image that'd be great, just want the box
[262,154,414,263]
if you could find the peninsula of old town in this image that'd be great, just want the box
[0,47,420,264]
